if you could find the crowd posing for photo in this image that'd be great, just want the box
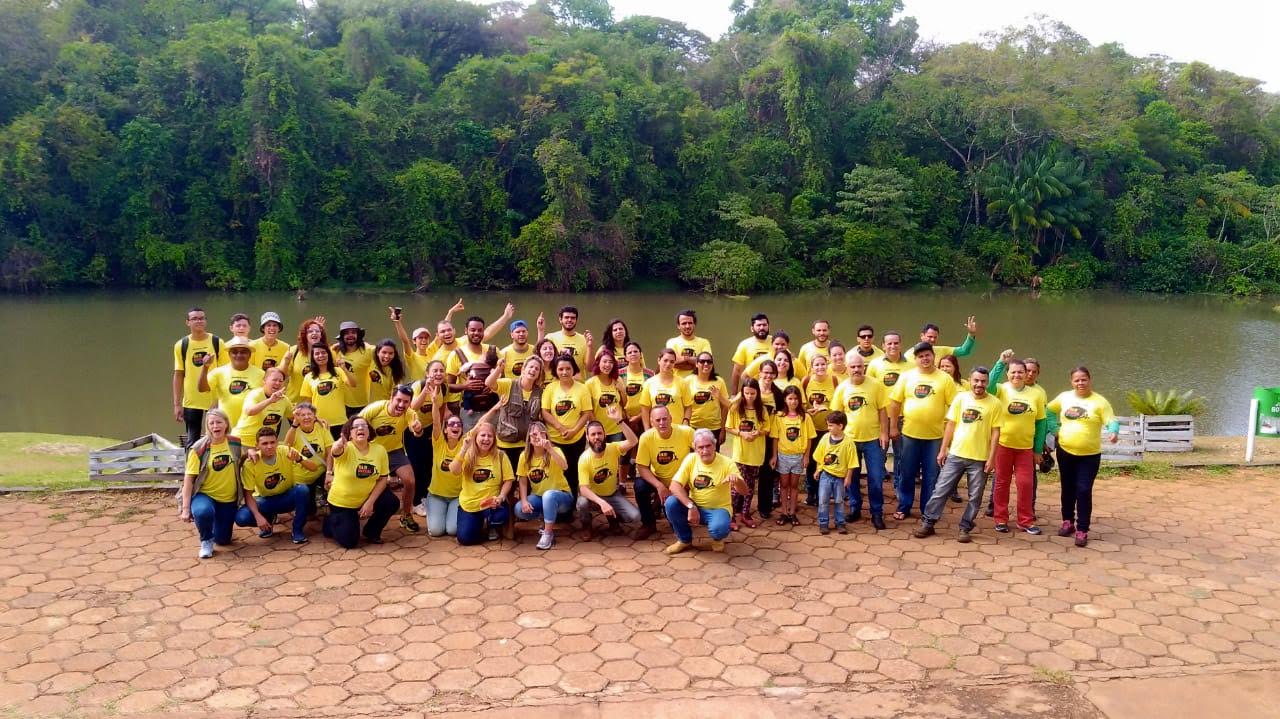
[173,302,1119,559]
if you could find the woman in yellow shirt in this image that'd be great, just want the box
[180,409,242,559]
[300,344,357,439]
[725,378,769,529]
[233,368,292,452]
[684,352,730,435]
[284,318,328,404]
[322,415,399,548]
[621,342,654,426]
[640,349,691,430]
[939,354,971,391]
[513,422,573,550]
[540,355,594,496]
[1047,366,1119,548]
[773,350,801,391]
[422,383,465,537]
[450,419,515,545]
[367,340,405,405]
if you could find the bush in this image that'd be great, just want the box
[1126,389,1206,416]
[680,240,765,294]
[1041,252,1104,291]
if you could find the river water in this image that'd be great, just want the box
[2,288,1274,439]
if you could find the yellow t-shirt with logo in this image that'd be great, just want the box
[811,434,859,478]
[231,388,292,448]
[639,375,690,420]
[289,425,331,485]
[665,335,712,378]
[771,412,816,456]
[458,451,513,513]
[329,443,388,509]
[207,364,265,428]
[727,406,768,467]
[867,355,911,390]
[802,374,837,427]
[635,425,695,481]
[359,400,411,454]
[300,368,352,426]
[430,435,464,499]
[995,382,1046,450]
[250,338,290,373]
[683,375,728,430]
[585,376,625,435]
[745,353,807,381]
[185,439,237,502]
[732,336,773,368]
[889,369,958,440]
[403,338,442,383]
[367,364,397,404]
[672,452,737,512]
[577,442,626,497]
[946,392,1004,462]
[546,330,588,362]
[797,341,830,370]
[286,349,311,404]
[174,335,225,410]
[622,367,652,419]
[1048,391,1116,456]
[499,343,536,380]
[518,449,570,496]
[541,381,593,444]
[334,343,375,408]
[241,454,301,498]
[849,345,885,364]
[831,380,886,443]
[411,379,441,427]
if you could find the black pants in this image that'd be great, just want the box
[323,492,399,548]
[758,441,777,517]
[804,431,826,505]
[556,436,587,497]
[635,477,661,529]
[183,408,205,449]
[404,429,433,504]
[501,446,524,475]
[1057,449,1101,533]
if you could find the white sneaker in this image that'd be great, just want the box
[413,500,427,517]
[488,527,499,541]
[536,531,555,550]
[198,540,214,559]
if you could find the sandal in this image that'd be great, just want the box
[742,516,757,529]
[789,514,801,526]
[892,512,906,521]
[729,520,740,531]
[776,515,787,526]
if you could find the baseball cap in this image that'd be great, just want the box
[912,341,934,355]
[259,311,283,330]
[412,327,431,340]
[225,336,252,351]
[509,320,528,333]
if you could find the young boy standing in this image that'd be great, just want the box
[811,411,859,535]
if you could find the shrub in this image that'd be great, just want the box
[680,240,764,294]
[1126,389,1206,416]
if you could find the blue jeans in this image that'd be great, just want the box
[234,484,310,538]
[850,440,887,516]
[426,494,460,537]
[663,495,731,543]
[895,436,941,516]
[515,490,574,524]
[190,493,237,544]
[817,470,846,528]
[456,504,510,546]
[923,455,988,531]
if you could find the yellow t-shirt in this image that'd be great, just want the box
[849,345,885,364]
[672,452,737,512]
[797,341,830,370]
[831,380,886,444]
[403,338,442,382]
[683,375,728,430]
[1048,391,1117,456]
[802,374,837,427]
[585,376,625,435]
[622,367,652,419]
[430,435,464,499]
[811,433,859,478]
[945,392,1004,462]
[867,355,911,390]
[727,406,768,467]
[206,364,265,428]
[231,388,292,448]
[240,454,301,498]
[639,375,690,420]
[577,442,626,497]
[635,425,695,481]
[889,369,958,441]
[289,424,331,485]
[329,443,388,509]
[174,335,225,410]
[411,379,441,426]
[745,353,807,381]
[518,449,570,496]
[445,343,492,379]
[359,400,411,454]
[665,335,712,378]
[771,412,816,456]
[300,369,352,426]
[185,439,238,502]
[995,382,1047,450]
[458,451,513,513]
[499,343,536,380]
[250,338,291,373]
[334,343,375,408]
[286,349,310,404]
[541,381,593,444]
[545,330,588,362]
[732,336,773,368]
[367,364,397,405]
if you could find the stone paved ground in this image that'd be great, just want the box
[1,467,1278,717]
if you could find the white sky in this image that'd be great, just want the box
[476,0,1279,90]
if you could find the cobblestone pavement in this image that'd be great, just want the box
[1,468,1278,717]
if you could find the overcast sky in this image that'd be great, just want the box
[477,0,1279,90]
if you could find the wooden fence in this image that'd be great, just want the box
[88,434,185,482]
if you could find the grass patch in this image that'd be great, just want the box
[112,507,144,523]
[0,432,120,490]
[1204,464,1231,475]
[1100,461,1178,482]
[1034,666,1074,685]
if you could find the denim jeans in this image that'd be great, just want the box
[849,440,887,516]
[576,491,641,527]
[663,495,731,543]
[234,484,310,538]
[515,490,574,524]
[923,455,988,531]
[425,493,460,537]
[816,470,846,528]
[456,503,510,546]
[190,493,237,544]
[894,436,941,516]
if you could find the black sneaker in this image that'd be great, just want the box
[871,515,886,531]
[819,525,830,535]
[258,528,274,539]
[984,506,994,517]
[958,529,972,543]
[994,523,1010,533]
[399,515,420,533]
[949,494,962,503]
[849,511,863,523]
[837,525,848,535]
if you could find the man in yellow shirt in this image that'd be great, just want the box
[546,305,591,362]
[904,317,978,361]
[850,324,884,364]
[633,406,695,539]
[575,407,640,539]
[199,336,265,429]
[232,428,318,544]
[173,306,227,448]
[250,311,290,372]
[499,319,539,380]
[914,366,1003,543]
[888,342,957,520]
[796,319,832,370]
[665,310,712,379]
[663,429,748,554]
[730,313,772,393]
[831,355,889,529]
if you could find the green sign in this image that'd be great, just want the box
[1255,387,1280,437]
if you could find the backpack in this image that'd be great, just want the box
[497,380,542,444]
[175,435,243,509]
[456,348,499,414]
[181,334,223,367]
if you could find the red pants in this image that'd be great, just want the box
[993,445,1035,527]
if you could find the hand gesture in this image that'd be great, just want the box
[315,315,326,327]
[1107,431,1119,444]
[408,416,424,437]
[245,448,260,464]
[358,500,374,519]
[450,298,465,315]
[605,403,623,422]
[257,515,272,533]
[965,315,979,335]
[388,306,399,321]
[1000,348,1015,363]
[504,302,515,317]
[495,358,506,375]
[584,330,594,345]
[180,506,191,522]
[269,388,286,403]
[536,312,545,332]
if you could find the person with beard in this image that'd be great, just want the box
[666,310,712,379]
[575,405,641,540]
[730,313,772,393]
[888,343,957,521]
[251,311,290,373]
[663,429,750,554]
[499,317,541,380]
[199,336,264,429]
[333,321,375,415]
[796,319,833,371]
[904,318,979,362]
[359,385,425,534]
[546,305,593,368]
[633,406,695,540]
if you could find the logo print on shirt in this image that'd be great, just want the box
[192,351,209,367]
[528,468,545,484]
[211,454,230,471]
[824,452,839,466]
[681,348,695,357]
[439,457,453,472]
[848,395,866,411]
[511,361,524,375]
[882,371,900,386]
[692,473,713,490]
[1063,406,1088,420]
[597,394,615,408]
[810,392,827,405]
[655,393,672,407]
[913,384,934,399]
[471,468,493,482]
[229,380,248,395]
[554,399,574,417]
[375,424,395,436]
[1007,401,1029,415]
[961,408,981,423]
[370,370,382,384]
[264,472,284,490]
[785,426,800,441]
[317,380,335,396]
[738,419,755,432]
[626,382,642,397]
[693,390,711,405]
[592,467,611,484]
[656,450,675,465]
[355,462,376,479]
[263,414,281,427]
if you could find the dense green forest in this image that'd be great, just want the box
[2,0,1279,295]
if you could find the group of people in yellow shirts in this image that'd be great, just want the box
[173,302,1119,559]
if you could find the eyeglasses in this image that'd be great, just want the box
[857,334,873,339]
[445,420,463,427]
[697,358,713,364]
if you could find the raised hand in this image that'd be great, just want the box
[965,315,978,335]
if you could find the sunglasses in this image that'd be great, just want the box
[697,358,713,364]
[857,334,873,339]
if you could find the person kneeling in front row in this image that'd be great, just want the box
[323,416,401,548]
[663,429,749,554]
[234,427,318,544]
